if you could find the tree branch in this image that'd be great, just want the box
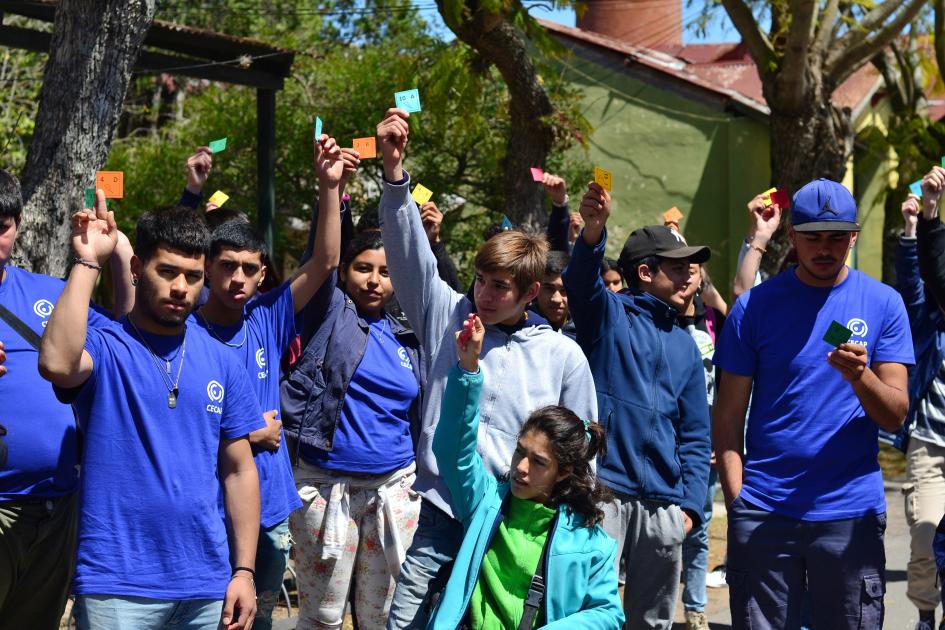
[777,0,818,108]
[719,0,777,76]
[812,0,840,54]
[825,0,927,85]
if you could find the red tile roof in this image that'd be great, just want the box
[542,20,881,117]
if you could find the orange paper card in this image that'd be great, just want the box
[662,207,683,223]
[352,137,377,159]
[95,171,124,198]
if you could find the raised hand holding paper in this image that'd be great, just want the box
[394,89,422,113]
[314,116,323,141]
[208,191,229,207]
[352,137,377,159]
[530,167,544,182]
[823,320,853,348]
[95,171,123,198]
[411,183,433,205]
[209,137,227,153]
[910,180,923,197]
[594,166,613,192]
[662,207,683,223]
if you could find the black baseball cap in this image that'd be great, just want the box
[618,226,711,271]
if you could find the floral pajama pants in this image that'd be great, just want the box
[290,463,421,630]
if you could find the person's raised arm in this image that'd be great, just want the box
[218,434,261,630]
[562,183,612,345]
[421,201,462,291]
[38,190,116,388]
[712,370,752,507]
[377,108,463,348]
[432,315,492,523]
[109,229,135,317]
[827,345,909,432]
[178,147,213,209]
[289,135,344,314]
[542,173,572,253]
[897,195,925,314]
[733,194,781,299]
[918,166,945,311]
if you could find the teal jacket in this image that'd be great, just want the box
[429,365,624,630]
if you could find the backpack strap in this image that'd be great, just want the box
[0,303,41,350]
[518,511,559,630]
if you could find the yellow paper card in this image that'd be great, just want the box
[411,183,433,205]
[208,190,229,207]
[594,166,612,192]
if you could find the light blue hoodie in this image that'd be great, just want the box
[429,365,624,629]
[379,174,598,518]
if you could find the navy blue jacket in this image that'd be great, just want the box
[280,271,426,460]
[562,229,711,525]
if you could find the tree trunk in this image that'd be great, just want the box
[14,0,155,276]
[436,3,555,228]
[761,75,853,275]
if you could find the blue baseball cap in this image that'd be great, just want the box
[791,178,860,232]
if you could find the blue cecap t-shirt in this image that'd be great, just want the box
[65,317,265,600]
[0,265,109,500]
[714,267,914,520]
[301,317,418,474]
[193,281,302,527]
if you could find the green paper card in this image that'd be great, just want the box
[209,137,227,153]
[823,320,853,347]
[84,187,95,208]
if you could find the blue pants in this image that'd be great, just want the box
[386,501,465,630]
[727,496,886,630]
[682,470,717,612]
[253,517,293,630]
[73,595,223,630]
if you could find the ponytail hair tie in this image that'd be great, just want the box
[582,418,592,443]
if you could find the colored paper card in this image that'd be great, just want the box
[662,207,683,223]
[208,190,230,207]
[411,183,433,205]
[760,187,777,205]
[910,180,923,197]
[771,188,791,209]
[822,320,853,348]
[501,215,514,230]
[95,171,123,198]
[313,116,323,140]
[594,166,612,192]
[84,187,95,208]
[941,156,945,168]
[209,137,227,153]
[530,167,544,182]
[352,137,376,159]
[394,89,422,113]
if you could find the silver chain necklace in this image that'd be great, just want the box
[127,316,186,409]
[197,309,248,348]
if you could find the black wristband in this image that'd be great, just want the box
[232,566,256,579]
[73,257,102,272]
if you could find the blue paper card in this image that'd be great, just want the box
[395,89,422,113]
[314,116,323,141]
[910,180,923,197]
[501,215,513,230]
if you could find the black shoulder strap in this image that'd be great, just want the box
[0,302,42,350]
[518,511,559,630]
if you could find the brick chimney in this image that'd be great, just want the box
[576,0,682,48]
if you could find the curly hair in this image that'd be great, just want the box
[519,406,610,527]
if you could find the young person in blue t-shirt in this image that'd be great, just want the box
[38,200,265,630]
[192,135,347,630]
[713,178,914,629]
[0,170,133,629]
[280,131,426,629]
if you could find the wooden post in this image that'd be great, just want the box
[257,88,276,257]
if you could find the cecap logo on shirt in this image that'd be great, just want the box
[255,348,268,379]
[33,299,54,327]
[206,379,225,413]
[397,346,413,370]
[846,318,868,337]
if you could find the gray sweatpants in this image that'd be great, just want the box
[601,493,686,630]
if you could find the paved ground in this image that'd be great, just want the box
[273,486,924,630]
